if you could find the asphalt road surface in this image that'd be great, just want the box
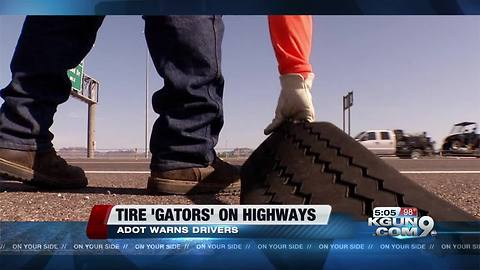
[1,157,479,221]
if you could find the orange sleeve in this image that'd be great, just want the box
[268,15,313,78]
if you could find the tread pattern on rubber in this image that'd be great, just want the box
[241,122,476,221]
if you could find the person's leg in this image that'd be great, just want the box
[143,16,239,194]
[268,15,312,78]
[145,15,224,171]
[0,16,104,188]
[0,16,104,151]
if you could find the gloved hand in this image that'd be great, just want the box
[264,73,315,135]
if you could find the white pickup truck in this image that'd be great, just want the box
[355,130,397,155]
[354,129,434,159]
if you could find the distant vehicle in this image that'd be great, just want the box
[441,122,480,157]
[355,129,434,159]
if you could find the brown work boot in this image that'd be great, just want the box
[147,157,241,195]
[0,148,87,188]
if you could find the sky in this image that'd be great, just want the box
[0,16,479,151]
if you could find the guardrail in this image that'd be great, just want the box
[57,148,249,159]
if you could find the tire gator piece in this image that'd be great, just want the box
[241,122,477,221]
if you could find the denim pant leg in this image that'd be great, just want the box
[0,16,104,151]
[144,16,225,171]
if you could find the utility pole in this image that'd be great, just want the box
[342,91,354,135]
[145,46,149,158]
[342,98,346,132]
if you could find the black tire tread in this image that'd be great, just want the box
[241,122,476,221]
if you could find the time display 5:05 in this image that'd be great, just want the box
[373,207,418,218]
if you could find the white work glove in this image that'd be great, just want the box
[264,73,315,135]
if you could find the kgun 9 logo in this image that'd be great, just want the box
[368,208,436,238]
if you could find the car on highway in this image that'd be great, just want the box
[354,129,434,159]
[441,122,480,157]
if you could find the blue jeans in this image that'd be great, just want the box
[0,16,225,171]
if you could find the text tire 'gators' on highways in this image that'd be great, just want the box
[241,122,476,221]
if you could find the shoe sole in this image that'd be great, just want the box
[241,122,477,221]
[0,157,86,189]
[147,177,241,195]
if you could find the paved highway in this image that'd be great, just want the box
[59,157,480,172]
[1,157,479,221]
